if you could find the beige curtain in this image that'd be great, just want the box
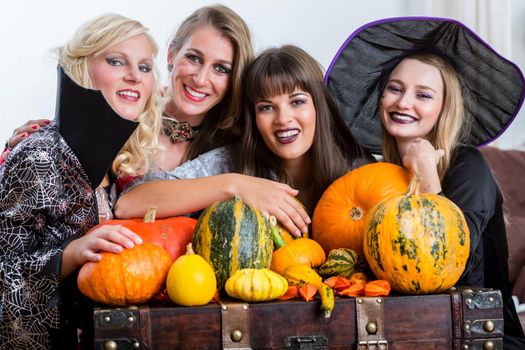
[430,0,512,147]
[430,0,511,58]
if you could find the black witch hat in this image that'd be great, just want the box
[325,17,524,154]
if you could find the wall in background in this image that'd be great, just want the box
[1,0,523,149]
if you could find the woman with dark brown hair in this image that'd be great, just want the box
[238,45,372,213]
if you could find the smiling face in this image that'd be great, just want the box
[88,34,154,121]
[166,25,234,125]
[255,88,316,164]
[380,58,444,144]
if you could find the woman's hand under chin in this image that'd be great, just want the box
[402,138,444,193]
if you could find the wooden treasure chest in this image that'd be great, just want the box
[94,286,503,349]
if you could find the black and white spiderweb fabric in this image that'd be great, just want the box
[0,123,97,349]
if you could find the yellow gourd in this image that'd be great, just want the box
[166,243,217,306]
[225,268,288,302]
[283,264,335,318]
[283,264,323,286]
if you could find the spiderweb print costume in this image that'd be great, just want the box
[0,123,97,349]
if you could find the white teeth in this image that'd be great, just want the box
[276,130,299,138]
[184,85,207,98]
[391,113,415,121]
[118,91,139,98]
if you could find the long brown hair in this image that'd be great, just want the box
[381,53,467,179]
[167,5,254,160]
[239,45,371,211]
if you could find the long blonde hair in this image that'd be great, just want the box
[382,53,467,179]
[58,13,164,176]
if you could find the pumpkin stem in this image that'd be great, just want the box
[185,243,195,255]
[349,207,363,221]
[144,206,157,223]
[269,216,286,249]
[406,174,421,196]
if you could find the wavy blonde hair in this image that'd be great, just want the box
[58,14,165,176]
[382,53,466,179]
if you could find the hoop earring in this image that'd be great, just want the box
[167,64,173,72]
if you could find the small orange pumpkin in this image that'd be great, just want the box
[312,162,411,254]
[270,238,326,275]
[77,243,172,306]
[269,217,325,275]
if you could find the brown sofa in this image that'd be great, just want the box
[480,146,525,328]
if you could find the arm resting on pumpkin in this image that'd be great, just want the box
[114,173,309,236]
[114,174,239,218]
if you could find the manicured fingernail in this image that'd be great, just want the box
[21,133,28,138]
[114,246,122,253]
[302,226,308,234]
[32,125,38,129]
[294,230,301,237]
[95,255,102,261]
[43,120,51,124]
[136,238,143,244]
[126,242,134,249]
[306,217,311,224]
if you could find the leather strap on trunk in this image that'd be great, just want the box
[221,301,252,350]
[139,305,151,349]
[356,297,388,350]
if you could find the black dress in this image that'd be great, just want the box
[443,144,525,347]
[0,124,97,349]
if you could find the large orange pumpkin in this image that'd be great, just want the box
[312,162,411,254]
[363,175,470,294]
[77,243,172,306]
[98,207,196,261]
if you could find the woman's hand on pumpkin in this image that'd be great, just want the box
[61,225,142,278]
[72,225,143,264]
[402,138,444,193]
[231,175,310,237]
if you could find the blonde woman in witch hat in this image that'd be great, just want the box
[326,17,525,347]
